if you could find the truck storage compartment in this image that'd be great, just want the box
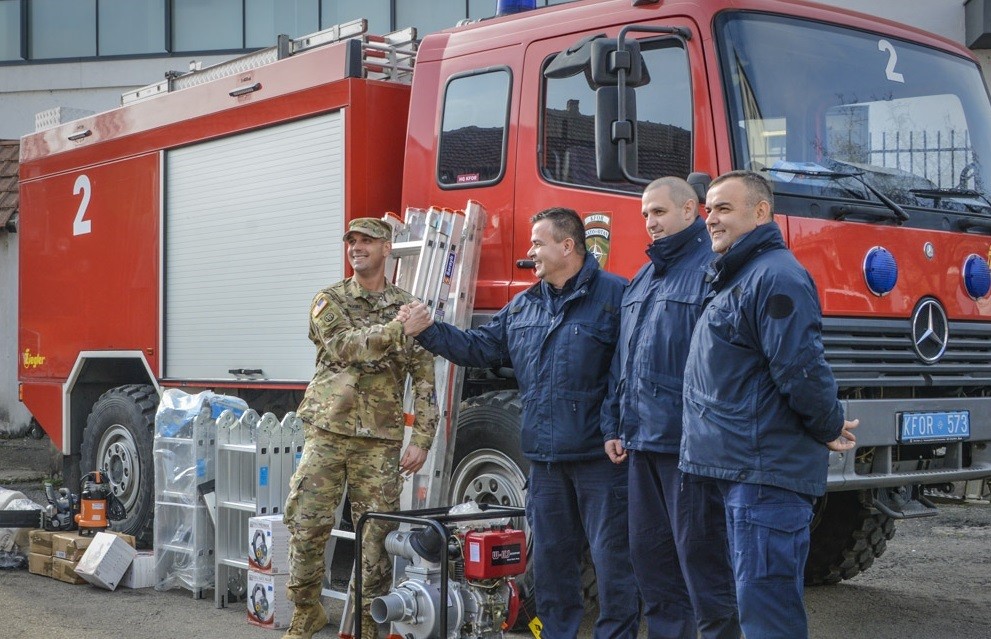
[164,111,345,382]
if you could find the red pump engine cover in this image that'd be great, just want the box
[463,528,527,579]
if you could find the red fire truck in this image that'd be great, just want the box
[18,0,991,599]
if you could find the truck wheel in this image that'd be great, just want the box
[805,489,896,585]
[80,384,158,548]
[448,390,598,627]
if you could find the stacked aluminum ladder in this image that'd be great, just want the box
[328,202,487,636]
[213,409,304,608]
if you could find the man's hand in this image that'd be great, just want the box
[604,439,627,464]
[399,444,428,477]
[401,300,434,337]
[395,304,411,324]
[826,418,859,452]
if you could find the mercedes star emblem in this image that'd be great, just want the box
[911,298,948,363]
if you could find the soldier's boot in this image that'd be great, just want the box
[281,601,328,639]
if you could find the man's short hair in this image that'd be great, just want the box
[709,170,774,212]
[530,207,587,255]
[644,176,699,209]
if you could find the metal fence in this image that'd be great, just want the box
[868,129,973,189]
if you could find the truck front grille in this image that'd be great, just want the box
[822,317,991,387]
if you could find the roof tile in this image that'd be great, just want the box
[0,140,19,228]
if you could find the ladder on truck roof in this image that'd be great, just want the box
[121,19,418,105]
[322,202,487,637]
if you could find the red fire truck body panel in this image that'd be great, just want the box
[19,63,411,449]
[19,382,64,450]
[19,153,161,379]
[789,218,991,318]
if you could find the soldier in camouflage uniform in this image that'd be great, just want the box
[283,217,438,639]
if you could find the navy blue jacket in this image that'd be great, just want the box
[416,253,625,462]
[601,217,714,454]
[680,222,845,496]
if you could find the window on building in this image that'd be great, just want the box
[468,0,494,21]
[173,0,243,51]
[438,69,512,187]
[246,0,318,48]
[0,0,21,61]
[541,39,693,193]
[98,0,166,56]
[321,0,389,36]
[397,0,464,36]
[29,0,96,59]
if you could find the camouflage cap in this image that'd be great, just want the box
[343,217,392,241]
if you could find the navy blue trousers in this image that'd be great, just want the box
[527,458,640,639]
[719,481,814,639]
[628,452,739,639]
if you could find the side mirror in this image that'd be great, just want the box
[557,24,688,184]
[544,33,606,80]
[590,38,646,87]
[687,172,712,202]
[590,38,648,184]
[595,87,638,181]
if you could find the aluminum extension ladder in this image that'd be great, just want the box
[324,202,487,637]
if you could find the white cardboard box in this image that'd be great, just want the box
[120,551,156,589]
[74,531,138,590]
[247,570,294,629]
[248,514,290,574]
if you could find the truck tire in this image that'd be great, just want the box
[448,390,598,628]
[80,384,158,548]
[805,489,896,585]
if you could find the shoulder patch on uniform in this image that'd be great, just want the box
[767,293,794,319]
[311,296,329,319]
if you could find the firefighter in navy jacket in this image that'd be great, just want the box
[680,171,858,639]
[399,208,639,639]
[601,177,738,639]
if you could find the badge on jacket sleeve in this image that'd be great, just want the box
[312,296,329,319]
[583,212,612,268]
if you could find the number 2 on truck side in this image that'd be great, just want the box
[73,174,92,236]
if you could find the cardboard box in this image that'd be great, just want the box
[29,530,55,556]
[52,557,87,584]
[52,530,135,561]
[119,551,156,589]
[28,552,53,578]
[74,531,138,590]
[247,514,291,574]
[52,531,93,562]
[247,571,294,629]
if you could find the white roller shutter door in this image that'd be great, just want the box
[165,111,344,382]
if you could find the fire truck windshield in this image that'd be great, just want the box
[716,12,991,219]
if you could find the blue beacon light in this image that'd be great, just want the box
[863,246,898,296]
[963,254,991,299]
[497,0,537,16]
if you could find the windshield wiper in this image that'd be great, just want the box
[910,188,991,213]
[763,166,910,223]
